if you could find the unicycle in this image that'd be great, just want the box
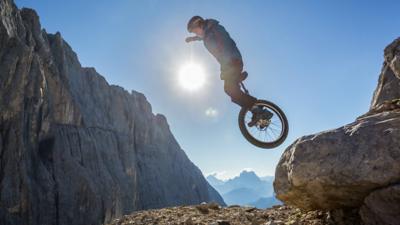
[238,81,289,149]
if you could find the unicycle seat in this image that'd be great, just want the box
[239,71,248,81]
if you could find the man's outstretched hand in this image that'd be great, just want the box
[185,36,201,43]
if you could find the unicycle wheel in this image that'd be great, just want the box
[238,100,289,148]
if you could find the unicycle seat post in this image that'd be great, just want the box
[240,82,249,94]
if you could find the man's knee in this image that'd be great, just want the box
[223,84,233,96]
[220,63,242,80]
[224,83,240,98]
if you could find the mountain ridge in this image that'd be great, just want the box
[0,0,224,224]
[207,170,280,208]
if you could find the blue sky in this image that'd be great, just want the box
[15,0,400,179]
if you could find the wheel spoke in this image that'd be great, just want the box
[266,130,272,141]
[270,122,280,128]
[269,127,278,139]
[263,129,268,142]
[269,125,281,133]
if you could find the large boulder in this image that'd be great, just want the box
[274,37,400,223]
[274,111,400,210]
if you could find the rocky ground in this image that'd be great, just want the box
[107,203,356,225]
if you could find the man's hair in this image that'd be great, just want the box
[187,16,204,32]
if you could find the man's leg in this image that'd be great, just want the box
[224,79,257,109]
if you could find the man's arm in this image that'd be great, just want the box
[185,36,202,43]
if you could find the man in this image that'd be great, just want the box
[185,16,272,127]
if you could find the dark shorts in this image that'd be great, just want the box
[220,59,243,81]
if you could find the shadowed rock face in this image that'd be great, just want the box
[359,184,400,225]
[0,0,224,225]
[371,37,400,109]
[274,37,400,224]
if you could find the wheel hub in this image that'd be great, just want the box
[257,119,271,129]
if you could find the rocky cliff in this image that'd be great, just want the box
[274,38,400,225]
[0,0,224,224]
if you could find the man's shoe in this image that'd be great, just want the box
[247,114,258,127]
[247,105,273,127]
[248,105,262,127]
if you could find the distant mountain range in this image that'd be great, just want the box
[206,170,282,208]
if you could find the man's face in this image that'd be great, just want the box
[191,27,204,38]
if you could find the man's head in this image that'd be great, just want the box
[187,16,205,37]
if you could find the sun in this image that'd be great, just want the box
[178,62,206,91]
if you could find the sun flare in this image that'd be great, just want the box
[178,63,206,91]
